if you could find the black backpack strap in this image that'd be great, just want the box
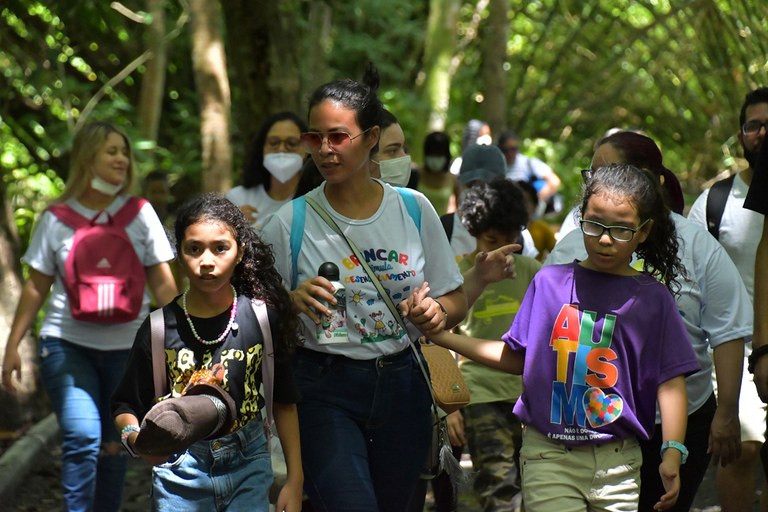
[705,174,736,240]
[440,213,455,241]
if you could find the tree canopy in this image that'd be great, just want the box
[2,0,768,246]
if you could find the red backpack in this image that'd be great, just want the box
[47,197,147,324]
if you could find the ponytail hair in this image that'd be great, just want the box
[581,164,686,294]
[307,62,383,132]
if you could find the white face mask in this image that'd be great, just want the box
[90,175,124,196]
[476,134,492,146]
[425,156,447,171]
[377,155,412,187]
[263,153,303,183]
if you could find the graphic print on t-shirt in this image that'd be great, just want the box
[336,245,416,344]
[548,303,623,440]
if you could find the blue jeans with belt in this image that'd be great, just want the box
[39,336,130,512]
[151,418,272,511]
[294,346,433,512]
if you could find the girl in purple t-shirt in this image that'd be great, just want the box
[427,164,699,512]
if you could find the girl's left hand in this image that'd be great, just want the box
[654,458,681,511]
[275,479,304,512]
[398,282,447,337]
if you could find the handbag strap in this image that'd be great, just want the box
[149,308,167,400]
[250,299,275,443]
[304,196,440,416]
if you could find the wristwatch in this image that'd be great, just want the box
[660,440,688,464]
[121,425,141,458]
[748,344,768,374]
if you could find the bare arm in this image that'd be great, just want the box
[709,339,744,466]
[654,375,688,511]
[753,222,768,401]
[146,262,179,307]
[399,284,467,337]
[461,244,520,307]
[274,402,304,512]
[538,171,561,201]
[2,268,53,392]
[428,329,523,374]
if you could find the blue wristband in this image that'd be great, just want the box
[660,440,688,464]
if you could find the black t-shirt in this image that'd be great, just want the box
[745,162,767,215]
[112,294,298,431]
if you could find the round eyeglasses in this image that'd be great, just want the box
[742,120,768,136]
[300,127,372,152]
[580,219,650,242]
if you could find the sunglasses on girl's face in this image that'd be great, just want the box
[300,127,372,152]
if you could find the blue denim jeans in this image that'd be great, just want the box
[151,418,272,511]
[294,347,432,512]
[38,336,130,512]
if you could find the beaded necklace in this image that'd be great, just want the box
[182,285,238,345]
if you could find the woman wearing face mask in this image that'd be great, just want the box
[227,112,308,230]
[369,109,414,188]
[1,122,178,511]
[418,131,459,215]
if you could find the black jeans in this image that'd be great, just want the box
[638,392,717,511]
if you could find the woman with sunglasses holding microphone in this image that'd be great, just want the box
[261,66,467,511]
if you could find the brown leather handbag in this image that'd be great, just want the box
[420,339,470,414]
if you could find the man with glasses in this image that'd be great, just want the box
[687,86,768,511]
[497,130,562,217]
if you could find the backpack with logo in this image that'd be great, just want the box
[47,197,147,323]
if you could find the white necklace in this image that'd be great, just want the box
[182,285,238,345]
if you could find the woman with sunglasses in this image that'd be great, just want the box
[547,131,751,511]
[227,112,308,230]
[261,66,467,511]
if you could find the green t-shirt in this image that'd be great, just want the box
[457,254,541,404]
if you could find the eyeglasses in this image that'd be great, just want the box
[265,136,301,152]
[580,169,593,182]
[742,120,768,136]
[580,219,650,242]
[300,127,372,152]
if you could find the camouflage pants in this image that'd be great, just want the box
[463,401,522,512]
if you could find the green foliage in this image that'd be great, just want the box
[2,0,767,260]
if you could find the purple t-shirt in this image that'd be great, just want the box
[504,262,699,445]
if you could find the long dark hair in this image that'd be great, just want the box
[174,193,299,355]
[241,112,308,191]
[581,164,685,294]
[596,131,684,214]
[307,63,384,134]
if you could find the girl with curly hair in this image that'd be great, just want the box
[113,193,303,511]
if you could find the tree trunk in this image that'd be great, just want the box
[480,0,508,138]
[0,179,42,431]
[413,0,460,164]
[137,0,168,147]
[190,0,232,193]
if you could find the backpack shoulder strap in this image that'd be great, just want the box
[251,299,274,442]
[705,174,736,240]
[112,197,148,228]
[47,203,90,229]
[395,187,421,232]
[289,189,420,288]
[440,213,455,241]
[289,197,307,289]
[149,308,167,400]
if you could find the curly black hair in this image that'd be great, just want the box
[173,193,299,357]
[580,164,686,294]
[459,178,529,238]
